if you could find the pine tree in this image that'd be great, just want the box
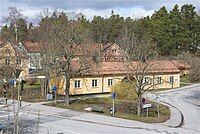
[169,4,183,55]
[181,4,197,53]
[150,6,171,55]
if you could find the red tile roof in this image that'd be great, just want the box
[171,60,190,70]
[73,60,180,76]
[23,41,43,52]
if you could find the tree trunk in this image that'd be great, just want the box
[45,78,49,96]
[64,72,70,106]
[137,97,142,116]
[136,84,142,116]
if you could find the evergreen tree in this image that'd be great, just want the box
[90,16,106,43]
[150,6,171,55]
[181,4,197,53]
[15,18,28,42]
[169,4,183,55]
[106,11,124,43]
[0,7,28,42]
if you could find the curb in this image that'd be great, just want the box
[160,101,184,128]
[158,84,200,94]
[29,111,167,133]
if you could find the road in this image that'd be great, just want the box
[0,84,200,134]
[157,84,200,133]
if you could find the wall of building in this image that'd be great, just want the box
[0,42,29,79]
[50,73,180,95]
[151,73,180,89]
[69,76,124,95]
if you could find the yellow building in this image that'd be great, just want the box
[50,60,181,95]
[0,41,29,79]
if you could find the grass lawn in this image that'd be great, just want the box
[45,97,170,123]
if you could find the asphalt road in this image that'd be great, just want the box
[0,84,200,134]
[158,84,200,133]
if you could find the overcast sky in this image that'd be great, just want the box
[0,0,200,25]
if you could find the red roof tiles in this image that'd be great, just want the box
[75,60,180,76]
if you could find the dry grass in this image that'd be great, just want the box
[46,97,170,123]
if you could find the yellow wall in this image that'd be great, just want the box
[150,73,180,89]
[50,73,180,95]
[69,76,124,95]
[0,42,29,78]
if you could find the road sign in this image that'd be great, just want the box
[142,103,152,109]
[52,85,57,91]
[47,93,53,100]
[26,76,46,79]
[37,76,46,79]
[112,92,116,99]
[9,80,15,86]
[142,98,146,104]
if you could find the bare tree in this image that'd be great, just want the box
[50,16,95,105]
[176,53,200,82]
[117,27,161,116]
[33,10,97,105]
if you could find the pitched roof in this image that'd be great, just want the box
[23,41,43,52]
[0,41,27,58]
[74,60,180,76]
[171,60,190,70]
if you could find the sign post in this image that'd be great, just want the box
[52,85,57,103]
[147,92,161,118]
[142,103,152,118]
[155,94,161,118]
[0,123,3,134]
[112,92,116,116]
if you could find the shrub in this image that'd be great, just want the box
[112,81,138,100]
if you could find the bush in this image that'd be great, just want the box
[112,81,137,100]
[26,78,36,85]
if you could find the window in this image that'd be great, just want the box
[74,80,81,88]
[5,58,10,65]
[16,59,21,65]
[5,49,10,56]
[112,49,117,53]
[169,76,174,83]
[108,79,113,86]
[114,57,118,61]
[157,77,162,84]
[104,57,108,61]
[144,77,148,83]
[144,77,152,84]
[92,79,98,87]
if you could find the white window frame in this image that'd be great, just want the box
[157,77,162,84]
[169,76,174,83]
[92,79,98,87]
[112,49,117,53]
[74,80,81,89]
[104,57,108,61]
[108,79,113,86]
[5,58,10,65]
[16,58,21,65]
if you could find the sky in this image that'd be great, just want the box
[0,0,200,26]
